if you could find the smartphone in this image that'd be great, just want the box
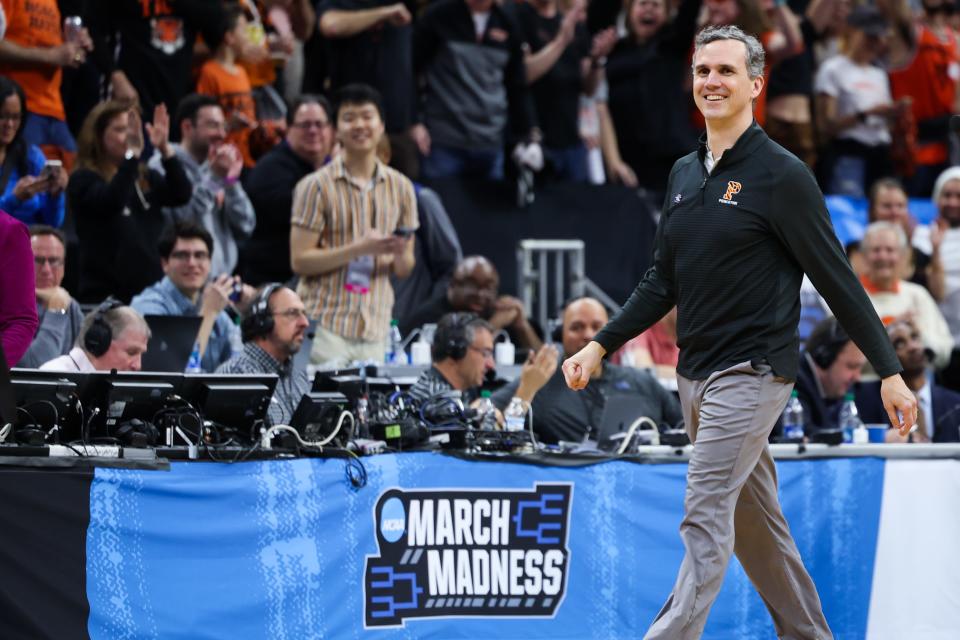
[393,227,415,238]
[229,280,243,303]
[39,159,62,181]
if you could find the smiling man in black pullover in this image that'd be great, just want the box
[562,25,918,640]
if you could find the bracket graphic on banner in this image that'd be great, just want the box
[364,483,574,628]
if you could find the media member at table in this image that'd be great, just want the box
[216,285,310,425]
[493,297,681,444]
[562,25,916,640]
[407,312,556,408]
[40,302,149,373]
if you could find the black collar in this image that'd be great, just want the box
[697,121,767,169]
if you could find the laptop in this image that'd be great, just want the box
[141,315,203,372]
[596,394,661,450]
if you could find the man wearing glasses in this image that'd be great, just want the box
[217,284,311,426]
[131,220,245,372]
[17,225,82,368]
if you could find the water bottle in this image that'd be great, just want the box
[410,332,431,366]
[476,391,498,430]
[504,396,527,432]
[839,392,862,444]
[782,390,805,442]
[385,319,408,364]
[185,342,202,373]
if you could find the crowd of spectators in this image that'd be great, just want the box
[1,0,959,443]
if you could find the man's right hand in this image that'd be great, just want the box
[517,344,560,400]
[384,3,412,26]
[562,341,605,390]
[359,230,406,257]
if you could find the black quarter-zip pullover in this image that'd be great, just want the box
[594,123,901,381]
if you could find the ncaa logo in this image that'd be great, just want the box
[722,181,742,200]
[380,497,406,543]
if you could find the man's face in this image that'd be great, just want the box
[864,229,902,284]
[31,233,66,290]
[872,186,910,229]
[183,105,226,159]
[889,321,927,377]
[819,341,866,399]
[264,288,310,359]
[162,237,211,296]
[336,101,384,155]
[692,39,763,125]
[629,0,667,40]
[448,259,499,317]
[97,328,149,372]
[937,178,960,227]
[705,0,739,25]
[456,326,495,389]
[562,299,608,358]
[288,103,332,161]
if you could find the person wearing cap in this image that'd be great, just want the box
[814,4,908,198]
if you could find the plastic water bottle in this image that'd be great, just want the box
[185,342,202,373]
[476,391,498,430]
[782,390,805,442]
[839,392,862,444]
[504,396,527,432]
[385,319,408,364]
[410,332,431,366]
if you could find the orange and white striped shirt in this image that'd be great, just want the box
[291,157,418,342]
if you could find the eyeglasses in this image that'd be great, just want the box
[0,112,22,123]
[292,120,329,130]
[468,345,494,359]
[169,250,210,262]
[272,308,309,320]
[34,256,64,268]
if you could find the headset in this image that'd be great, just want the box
[431,312,480,361]
[111,417,160,448]
[84,298,123,357]
[241,283,282,343]
[806,317,851,369]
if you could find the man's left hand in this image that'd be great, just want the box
[489,295,526,330]
[880,374,918,437]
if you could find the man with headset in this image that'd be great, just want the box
[407,312,557,409]
[39,300,150,372]
[784,316,866,437]
[216,284,311,425]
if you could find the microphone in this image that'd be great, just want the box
[306,332,315,340]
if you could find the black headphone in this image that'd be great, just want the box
[84,298,123,357]
[432,312,478,361]
[111,418,160,448]
[241,283,282,343]
[807,317,851,369]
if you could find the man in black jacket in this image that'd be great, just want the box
[562,25,917,640]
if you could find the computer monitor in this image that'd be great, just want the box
[9,376,79,443]
[289,392,350,444]
[77,371,186,444]
[180,373,279,441]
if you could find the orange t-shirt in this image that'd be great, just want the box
[238,0,276,88]
[197,59,257,166]
[889,24,960,166]
[0,0,65,120]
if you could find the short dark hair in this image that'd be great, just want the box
[206,2,244,51]
[805,316,852,369]
[334,84,385,122]
[432,312,493,362]
[286,94,332,127]
[157,220,214,260]
[866,177,906,221]
[28,224,67,249]
[174,93,221,128]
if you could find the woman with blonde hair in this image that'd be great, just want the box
[67,101,191,302]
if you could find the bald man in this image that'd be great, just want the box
[402,255,542,351]
[492,297,681,443]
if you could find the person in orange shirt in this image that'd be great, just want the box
[197,3,258,167]
[0,0,92,170]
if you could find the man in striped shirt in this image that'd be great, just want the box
[290,84,418,366]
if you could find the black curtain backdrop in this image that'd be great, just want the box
[0,466,92,640]
[427,179,658,309]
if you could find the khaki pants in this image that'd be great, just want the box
[310,325,385,367]
[645,360,832,640]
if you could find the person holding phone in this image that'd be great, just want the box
[290,84,418,366]
[0,77,66,226]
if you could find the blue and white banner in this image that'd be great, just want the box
[80,452,953,639]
